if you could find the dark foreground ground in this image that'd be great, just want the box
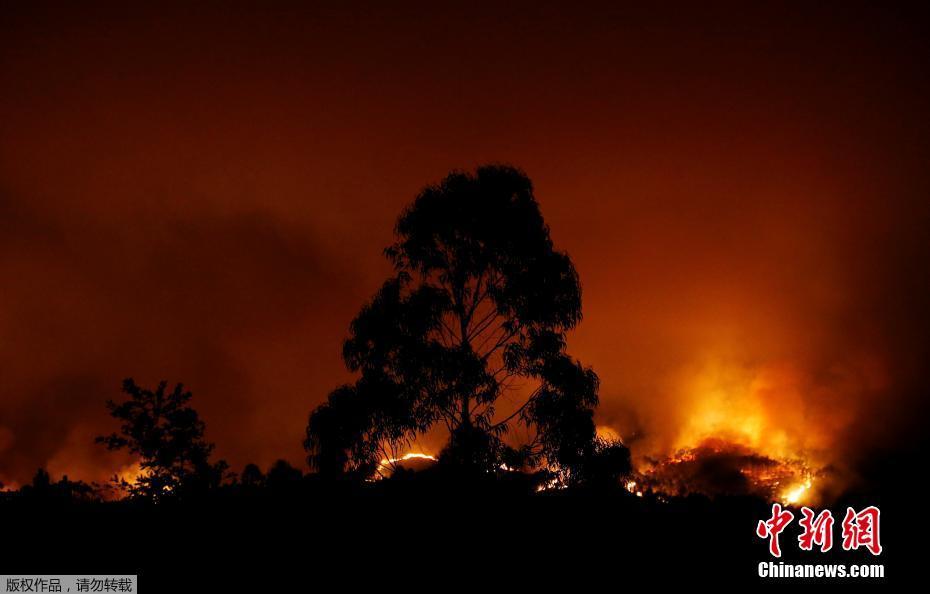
[2,480,916,590]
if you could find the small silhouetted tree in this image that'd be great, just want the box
[266,459,303,494]
[53,474,98,502]
[240,463,265,488]
[96,378,227,501]
[578,437,633,489]
[306,165,599,480]
[31,468,51,492]
[18,469,98,502]
[18,468,53,500]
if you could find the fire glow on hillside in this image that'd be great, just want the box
[373,453,438,479]
[368,355,844,505]
[613,356,846,506]
[545,355,852,504]
[632,439,818,505]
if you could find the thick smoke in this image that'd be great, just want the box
[1,3,927,491]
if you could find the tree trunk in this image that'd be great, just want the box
[461,394,470,428]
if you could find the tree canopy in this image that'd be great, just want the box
[306,165,603,482]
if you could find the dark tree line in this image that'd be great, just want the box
[5,165,631,504]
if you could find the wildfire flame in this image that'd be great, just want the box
[115,462,144,486]
[631,437,819,504]
[371,356,833,506]
[373,452,437,479]
[92,461,146,500]
[611,356,836,505]
[624,480,643,497]
[379,452,437,467]
[782,478,813,506]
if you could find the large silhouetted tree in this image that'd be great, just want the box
[97,379,228,501]
[306,165,601,481]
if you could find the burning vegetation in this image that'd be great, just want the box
[366,437,820,506]
[372,452,438,480]
[599,354,873,507]
[630,438,818,505]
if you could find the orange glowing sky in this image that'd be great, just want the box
[1,2,928,487]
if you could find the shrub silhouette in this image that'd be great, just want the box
[96,378,228,502]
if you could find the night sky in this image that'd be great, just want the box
[1,1,928,488]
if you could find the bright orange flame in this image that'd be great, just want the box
[115,462,144,485]
[596,425,623,442]
[617,356,829,504]
[379,452,437,466]
[671,357,817,459]
[782,478,813,506]
[373,452,437,480]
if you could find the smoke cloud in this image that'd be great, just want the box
[1,3,927,491]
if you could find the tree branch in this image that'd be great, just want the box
[492,384,544,429]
